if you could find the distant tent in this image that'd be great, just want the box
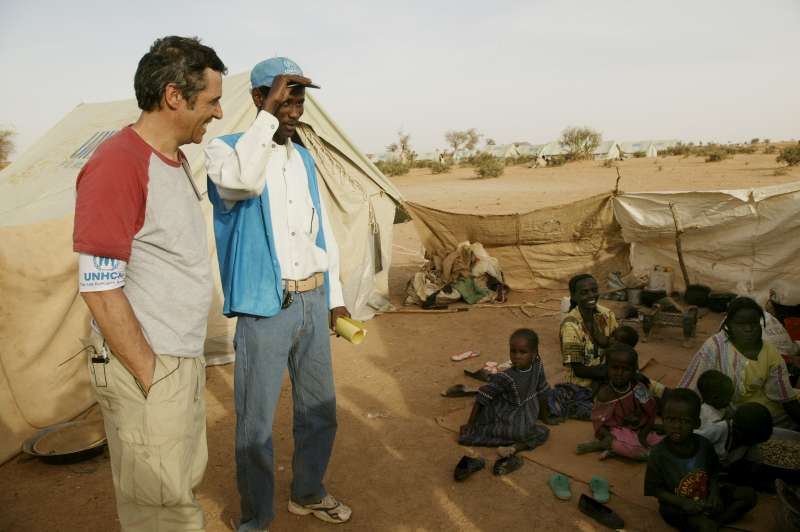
[0,71,405,462]
[592,140,621,160]
[486,144,519,159]
[620,141,658,158]
[516,143,545,157]
[651,139,680,152]
[539,141,568,157]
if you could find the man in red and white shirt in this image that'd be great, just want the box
[73,36,225,531]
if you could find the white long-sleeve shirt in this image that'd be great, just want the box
[204,111,344,309]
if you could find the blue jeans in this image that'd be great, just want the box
[234,286,337,531]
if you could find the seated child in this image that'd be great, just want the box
[645,389,757,531]
[611,325,669,399]
[697,369,735,428]
[612,325,640,348]
[576,344,663,460]
[696,401,773,467]
[459,328,557,457]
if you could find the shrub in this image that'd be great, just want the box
[661,142,692,156]
[602,159,614,168]
[776,144,800,166]
[632,151,646,158]
[412,159,432,169]
[705,149,731,163]
[774,168,788,176]
[474,154,504,178]
[547,155,567,167]
[751,138,760,145]
[764,145,777,154]
[734,145,756,154]
[375,160,410,176]
[508,154,537,166]
[430,160,452,174]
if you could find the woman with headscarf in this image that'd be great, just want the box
[679,296,800,429]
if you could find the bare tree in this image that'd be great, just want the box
[464,128,482,151]
[445,130,468,153]
[445,128,482,154]
[560,126,601,160]
[0,129,14,169]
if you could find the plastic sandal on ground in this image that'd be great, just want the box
[454,455,485,481]
[589,475,610,503]
[578,494,624,530]
[548,473,572,500]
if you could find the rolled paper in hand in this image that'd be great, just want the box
[335,317,367,345]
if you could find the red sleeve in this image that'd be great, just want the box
[73,136,148,262]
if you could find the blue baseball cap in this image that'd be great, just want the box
[250,57,320,89]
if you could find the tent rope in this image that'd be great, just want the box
[298,124,379,235]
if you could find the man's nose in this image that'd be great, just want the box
[214,102,223,119]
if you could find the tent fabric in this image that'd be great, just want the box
[0,72,403,462]
[406,194,630,290]
[613,182,800,303]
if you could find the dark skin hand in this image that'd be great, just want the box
[330,306,351,333]
[254,74,313,116]
[570,362,608,381]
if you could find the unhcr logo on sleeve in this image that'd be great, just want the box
[79,254,126,291]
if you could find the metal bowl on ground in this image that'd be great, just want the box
[22,419,106,464]
[708,292,737,313]
[684,284,711,306]
[641,289,667,307]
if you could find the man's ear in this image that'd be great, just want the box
[251,88,263,108]
[163,83,183,110]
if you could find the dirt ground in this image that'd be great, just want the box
[1,154,798,531]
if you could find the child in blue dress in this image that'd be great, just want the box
[459,329,558,463]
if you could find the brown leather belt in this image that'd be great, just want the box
[282,272,325,293]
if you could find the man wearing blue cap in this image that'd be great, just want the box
[205,57,351,530]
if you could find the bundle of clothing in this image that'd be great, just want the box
[405,241,506,306]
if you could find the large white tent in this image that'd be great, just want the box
[0,72,406,462]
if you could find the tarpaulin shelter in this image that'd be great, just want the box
[408,182,800,301]
[0,72,405,462]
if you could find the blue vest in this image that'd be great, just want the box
[207,134,329,318]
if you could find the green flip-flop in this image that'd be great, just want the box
[548,473,572,500]
[589,475,610,503]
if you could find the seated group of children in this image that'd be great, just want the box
[459,326,775,532]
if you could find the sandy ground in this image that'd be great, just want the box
[1,154,798,531]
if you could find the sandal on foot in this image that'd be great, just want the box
[548,473,572,500]
[441,384,478,398]
[288,494,352,524]
[454,455,485,481]
[589,475,610,503]
[578,494,624,529]
[492,454,523,476]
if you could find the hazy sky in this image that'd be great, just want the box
[1,0,798,159]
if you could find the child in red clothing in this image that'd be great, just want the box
[577,344,664,460]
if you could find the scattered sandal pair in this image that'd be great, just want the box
[548,474,624,529]
[453,454,523,481]
[549,473,609,502]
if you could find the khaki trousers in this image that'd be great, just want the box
[88,340,207,532]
